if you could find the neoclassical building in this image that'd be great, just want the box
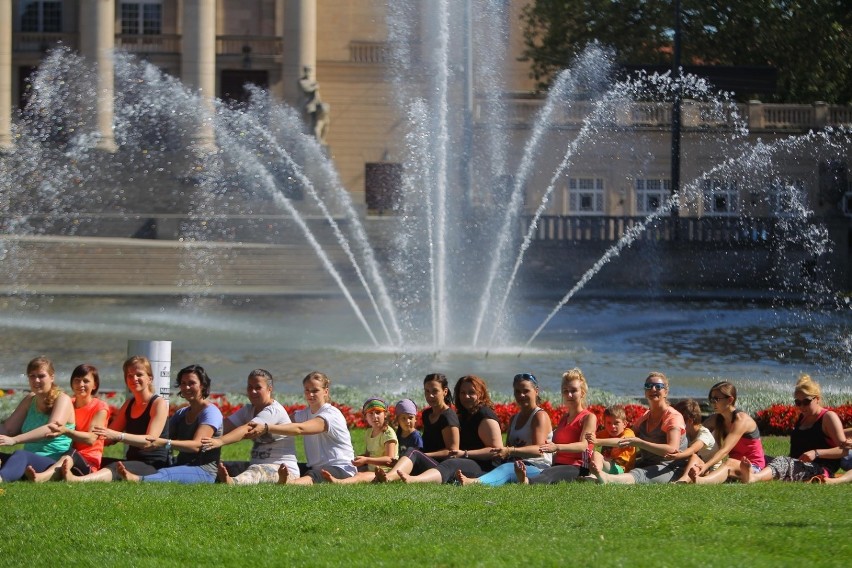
[1,0,850,222]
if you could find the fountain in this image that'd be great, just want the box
[0,1,850,402]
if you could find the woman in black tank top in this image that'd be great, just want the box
[63,355,170,482]
[741,374,846,483]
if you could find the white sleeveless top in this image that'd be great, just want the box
[506,407,552,469]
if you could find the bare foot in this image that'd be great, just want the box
[62,459,80,482]
[216,462,233,485]
[456,469,479,486]
[372,468,388,483]
[739,457,753,484]
[117,461,140,482]
[684,464,701,483]
[25,465,58,483]
[320,469,341,484]
[514,460,529,485]
[277,464,290,485]
[589,458,608,484]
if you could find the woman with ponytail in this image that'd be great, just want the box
[0,357,75,481]
[687,380,766,484]
[742,374,846,483]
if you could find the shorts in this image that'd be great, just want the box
[232,463,298,485]
[767,456,823,482]
[629,461,686,484]
[304,464,353,483]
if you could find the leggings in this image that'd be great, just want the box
[476,461,544,486]
[529,464,581,484]
[435,458,484,484]
[405,449,441,475]
[0,450,55,481]
[100,457,163,480]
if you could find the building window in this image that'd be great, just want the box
[768,178,806,217]
[20,1,62,32]
[121,1,162,35]
[635,178,671,214]
[702,179,738,216]
[564,178,605,215]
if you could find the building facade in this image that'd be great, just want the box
[1,0,850,222]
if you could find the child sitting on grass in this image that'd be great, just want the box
[322,397,398,484]
[587,404,636,474]
[393,398,423,455]
[669,398,716,483]
[823,428,852,484]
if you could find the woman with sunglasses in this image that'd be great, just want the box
[741,374,846,483]
[685,380,766,484]
[591,371,687,484]
[457,372,553,486]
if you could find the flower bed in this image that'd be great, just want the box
[2,389,850,435]
[756,403,852,435]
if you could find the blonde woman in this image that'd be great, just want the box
[0,357,75,481]
[523,368,596,484]
[591,371,687,484]
[64,356,169,482]
[742,375,846,483]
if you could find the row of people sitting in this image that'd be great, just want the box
[1,357,849,486]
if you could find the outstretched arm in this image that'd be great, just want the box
[630,426,682,457]
[464,418,503,459]
[421,425,459,460]
[94,397,169,449]
[541,413,597,454]
[0,393,36,438]
[3,393,74,445]
[202,420,250,450]
[353,440,398,468]
[51,408,108,447]
[248,416,327,438]
[494,411,553,460]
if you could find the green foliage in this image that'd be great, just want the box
[520,0,852,103]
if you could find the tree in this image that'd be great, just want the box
[520,0,852,103]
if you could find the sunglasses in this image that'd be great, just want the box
[709,395,730,403]
[793,397,814,407]
[513,373,538,386]
[644,383,666,391]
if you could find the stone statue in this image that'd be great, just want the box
[298,66,330,145]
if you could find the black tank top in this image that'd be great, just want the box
[124,394,169,466]
[790,410,840,474]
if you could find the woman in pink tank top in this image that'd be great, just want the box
[690,380,766,484]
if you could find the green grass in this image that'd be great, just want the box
[2,436,851,566]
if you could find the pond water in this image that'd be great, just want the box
[0,294,849,405]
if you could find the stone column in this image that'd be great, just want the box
[79,0,117,152]
[282,0,317,108]
[182,0,216,148]
[0,0,12,151]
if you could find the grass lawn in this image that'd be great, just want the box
[1,436,849,567]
